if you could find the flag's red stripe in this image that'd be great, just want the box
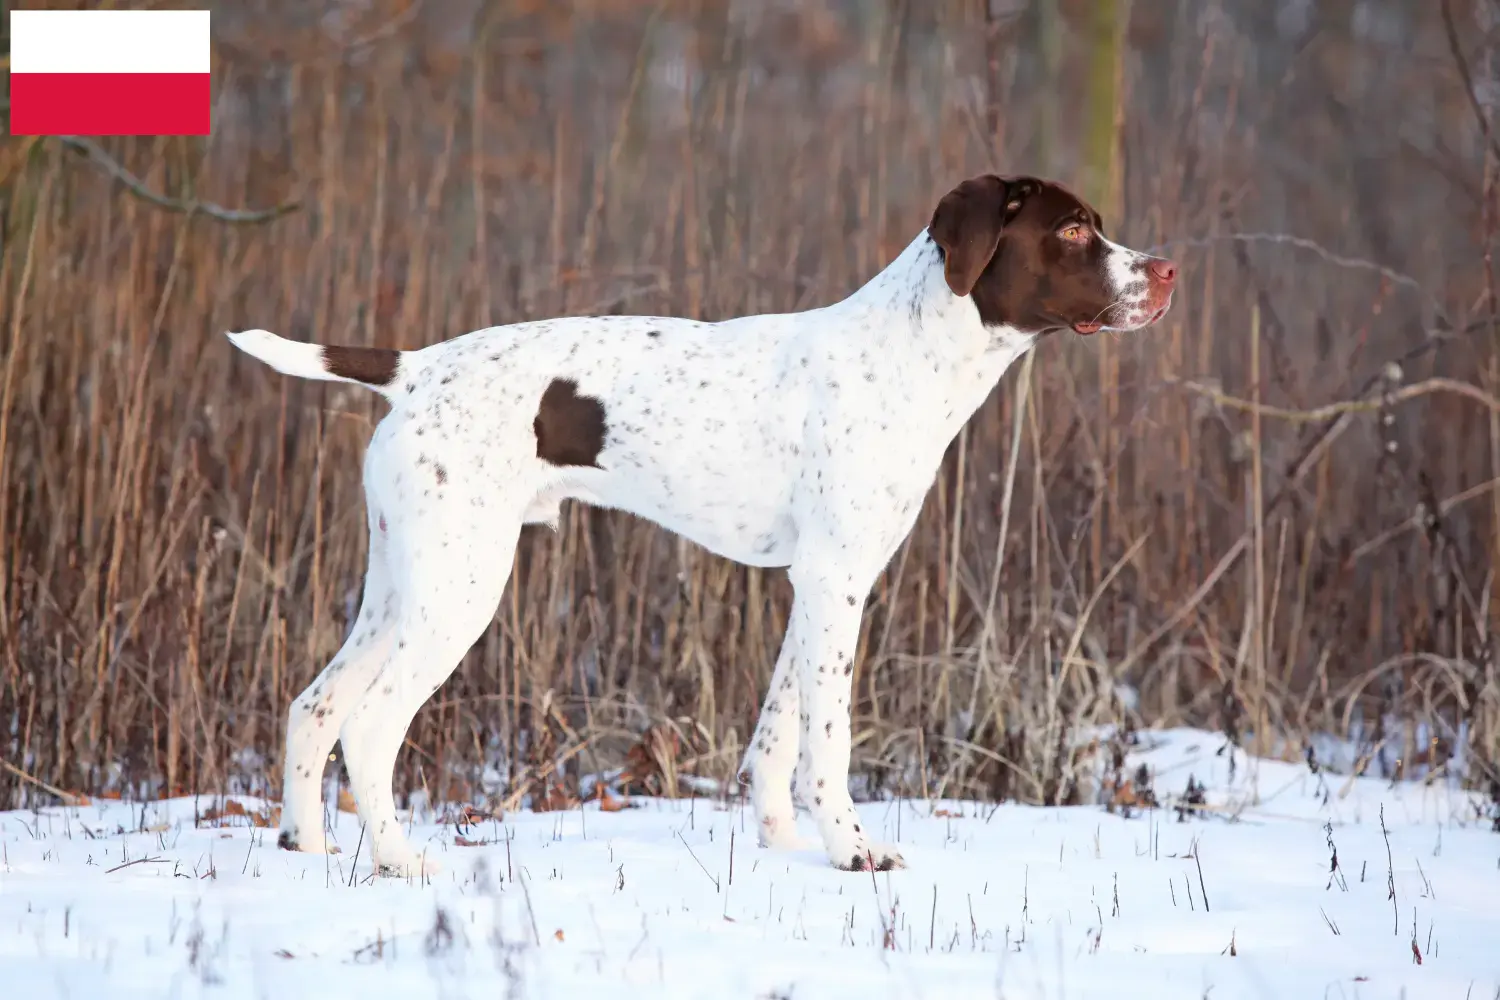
[11,73,210,136]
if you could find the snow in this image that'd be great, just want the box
[2,729,1497,999]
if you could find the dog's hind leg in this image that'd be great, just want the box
[277,512,398,855]
[336,507,521,878]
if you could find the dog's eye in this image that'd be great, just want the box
[1059,225,1089,243]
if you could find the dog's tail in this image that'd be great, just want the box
[226,329,407,398]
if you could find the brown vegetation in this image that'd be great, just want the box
[2,0,1498,813]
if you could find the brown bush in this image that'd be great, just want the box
[2,0,1498,810]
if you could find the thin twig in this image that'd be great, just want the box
[1439,0,1500,163]
[1166,375,1500,423]
[104,855,169,874]
[1145,231,1429,301]
[1381,804,1398,936]
[674,829,721,892]
[1193,842,1211,913]
[347,822,365,887]
[58,137,300,224]
[214,0,426,67]
[1351,475,1500,563]
[340,0,425,53]
[868,852,894,950]
[517,869,542,946]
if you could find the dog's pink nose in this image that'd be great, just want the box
[1149,259,1177,285]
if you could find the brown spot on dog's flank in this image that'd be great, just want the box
[434,463,447,485]
[322,345,400,388]
[534,378,608,468]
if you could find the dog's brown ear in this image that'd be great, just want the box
[928,175,1019,297]
[929,175,1044,296]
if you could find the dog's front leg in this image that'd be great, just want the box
[788,568,906,872]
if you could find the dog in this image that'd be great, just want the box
[227,174,1177,876]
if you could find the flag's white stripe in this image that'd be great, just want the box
[10,10,210,75]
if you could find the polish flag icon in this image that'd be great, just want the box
[10,10,211,136]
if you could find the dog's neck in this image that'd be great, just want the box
[845,231,1033,358]
[839,231,1035,430]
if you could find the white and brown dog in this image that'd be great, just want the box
[228,174,1177,877]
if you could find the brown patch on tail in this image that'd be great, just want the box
[321,345,400,388]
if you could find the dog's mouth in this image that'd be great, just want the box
[1077,296,1173,336]
[1141,291,1175,327]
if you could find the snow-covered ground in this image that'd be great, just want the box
[2,729,1496,999]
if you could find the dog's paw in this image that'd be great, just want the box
[373,849,441,879]
[276,829,340,855]
[832,842,906,873]
[755,813,818,852]
[759,828,819,852]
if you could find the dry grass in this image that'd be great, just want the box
[2,0,1498,813]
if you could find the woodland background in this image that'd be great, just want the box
[3,0,1499,815]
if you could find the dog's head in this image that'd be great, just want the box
[928,174,1176,336]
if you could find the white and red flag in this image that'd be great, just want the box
[10,9,211,136]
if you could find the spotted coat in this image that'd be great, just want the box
[226,174,1178,876]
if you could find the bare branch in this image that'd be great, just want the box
[1440,0,1500,163]
[58,136,299,224]
[1144,231,1427,300]
[212,0,425,68]
[1350,475,1500,564]
[0,757,87,806]
[1122,342,1496,673]
[1166,375,1500,424]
